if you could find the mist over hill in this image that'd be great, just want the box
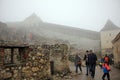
[1,14,101,51]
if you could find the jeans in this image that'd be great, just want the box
[89,64,96,78]
[76,64,82,73]
[86,65,89,75]
[102,73,110,80]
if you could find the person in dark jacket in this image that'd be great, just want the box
[84,50,90,75]
[89,50,97,78]
[75,54,82,74]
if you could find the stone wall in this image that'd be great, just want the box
[0,43,70,80]
[112,32,120,68]
[21,45,50,80]
[0,45,51,80]
[113,39,120,68]
[50,44,70,74]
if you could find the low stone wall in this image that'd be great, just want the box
[0,45,51,80]
[0,44,70,80]
[50,44,70,75]
[21,45,50,80]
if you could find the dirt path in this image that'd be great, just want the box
[68,62,120,80]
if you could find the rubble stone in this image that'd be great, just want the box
[0,43,70,80]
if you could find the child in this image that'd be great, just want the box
[102,62,111,80]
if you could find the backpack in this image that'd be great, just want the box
[104,63,111,71]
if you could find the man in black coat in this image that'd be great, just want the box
[84,50,89,75]
[88,50,97,78]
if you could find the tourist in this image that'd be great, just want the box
[84,50,90,75]
[102,62,111,80]
[89,50,97,78]
[104,54,110,65]
[75,54,82,74]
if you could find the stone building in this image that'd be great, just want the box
[100,20,120,55]
[112,32,120,68]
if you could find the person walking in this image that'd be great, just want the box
[104,54,110,65]
[75,54,82,74]
[89,50,97,79]
[102,62,111,80]
[84,50,89,76]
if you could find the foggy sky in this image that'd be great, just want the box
[0,0,120,31]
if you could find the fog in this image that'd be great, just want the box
[0,0,120,31]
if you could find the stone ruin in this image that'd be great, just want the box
[21,45,50,80]
[0,42,70,80]
[49,44,70,74]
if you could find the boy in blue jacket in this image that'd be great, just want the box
[102,62,111,80]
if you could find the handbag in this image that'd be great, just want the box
[77,61,81,65]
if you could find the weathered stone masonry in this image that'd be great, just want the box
[0,44,51,80]
[0,43,70,80]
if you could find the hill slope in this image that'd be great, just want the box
[6,14,100,50]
